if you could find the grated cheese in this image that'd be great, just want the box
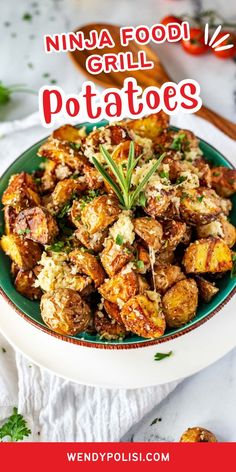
[109,211,135,244]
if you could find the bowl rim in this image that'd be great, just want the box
[0,122,235,350]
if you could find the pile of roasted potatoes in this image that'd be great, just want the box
[1,112,236,340]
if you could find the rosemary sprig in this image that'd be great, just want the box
[92,142,165,210]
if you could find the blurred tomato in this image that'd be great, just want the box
[182,27,208,55]
[212,32,236,59]
[160,15,182,26]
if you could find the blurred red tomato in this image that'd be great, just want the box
[160,15,182,26]
[182,27,208,55]
[212,31,236,59]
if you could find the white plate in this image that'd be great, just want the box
[0,292,235,389]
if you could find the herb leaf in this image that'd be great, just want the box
[116,234,124,246]
[68,142,81,151]
[17,228,31,235]
[154,351,173,361]
[0,407,31,442]
[170,133,186,151]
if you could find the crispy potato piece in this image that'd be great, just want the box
[194,158,212,187]
[100,239,134,277]
[1,234,42,270]
[40,159,57,192]
[121,291,166,338]
[197,218,236,248]
[154,264,186,294]
[52,178,86,207]
[183,238,233,274]
[137,274,150,293]
[81,195,120,234]
[219,197,232,216]
[40,288,91,335]
[52,124,84,143]
[83,164,104,190]
[4,206,17,234]
[11,262,20,278]
[180,427,217,443]
[2,173,41,212]
[195,276,219,303]
[103,299,123,325]
[111,140,142,165]
[136,243,150,273]
[180,188,222,225]
[14,207,59,245]
[211,166,236,197]
[74,221,107,252]
[156,249,175,265]
[133,217,163,251]
[70,200,82,227]
[38,138,87,171]
[144,193,171,218]
[94,310,126,340]
[162,220,187,250]
[99,270,138,305]
[14,270,42,300]
[125,112,169,139]
[162,278,198,328]
[69,249,105,287]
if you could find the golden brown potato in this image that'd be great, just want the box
[197,218,236,248]
[38,137,87,171]
[11,262,20,278]
[40,159,57,192]
[144,193,171,218]
[180,427,217,443]
[195,276,219,303]
[111,140,142,165]
[133,217,163,251]
[183,238,233,274]
[94,310,126,340]
[211,166,236,197]
[100,239,134,277]
[154,264,186,294]
[14,207,59,245]
[162,278,198,328]
[121,291,166,338]
[4,206,17,234]
[156,249,175,265]
[135,243,150,273]
[180,188,221,225]
[14,270,42,300]
[52,178,86,207]
[74,221,107,252]
[69,249,105,287]
[99,270,138,305]
[81,195,121,234]
[82,164,104,190]
[2,173,41,212]
[125,112,169,139]
[162,220,187,250]
[40,288,91,335]
[103,299,123,325]
[1,234,42,270]
[52,124,84,143]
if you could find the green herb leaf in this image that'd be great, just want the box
[159,170,169,180]
[22,13,32,21]
[57,202,72,219]
[213,171,221,177]
[138,191,147,208]
[115,234,124,246]
[176,175,187,185]
[154,351,173,361]
[129,153,165,209]
[68,142,81,151]
[17,228,31,235]
[136,260,145,270]
[197,195,204,202]
[170,133,186,151]
[47,241,65,252]
[0,407,31,442]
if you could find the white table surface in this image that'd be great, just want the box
[0,0,236,442]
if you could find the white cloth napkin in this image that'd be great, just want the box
[0,112,235,441]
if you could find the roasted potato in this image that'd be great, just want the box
[99,269,138,305]
[156,248,175,265]
[74,221,107,252]
[154,264,185,294]
[180,427,217,443]
[121,291,166,338]
[2,173,41,212]
[14,270,42,300]
[100,239,134,277]
[162,278,198,328]
[197,218,236,248]
[133,217,163,251]
[4,206,17,234]
[144,193,171,218]
[183,238,233,274]
[40,288,91,335]
[180,188,222,225]
[1,234,42,270]
[111,140,142,165]
[94,309,126,340]
[125,112,169,140]
[52,178,86,207]
[162,220,187,250]
[40,159,57,192]
[135,243,150,273]
[38,137,87,171]
[69,249,105,287]
[52,124,85,143]
[195,276,219,303]
[103,299,123,325]
[211,166,236,197]
[81,195,120,234]
[14,207,59,245]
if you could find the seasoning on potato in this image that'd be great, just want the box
[180,427,217,442]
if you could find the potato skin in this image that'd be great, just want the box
[133,217,163,251]
[195,276,219,303]
[162,278,198,328]
[40,288,91,336]
[125,112,169,139]
[183,238,233,274]
[103,299,123,325]
[197,218,236,248]
[154,264,186,294]
[81,195,121,234]
[14,207,59,244]
[14,270,42,300]
[180,427,217,443]
[144,193,171,218]
[4,206,17,234]
[99,270,138,304]
[2,173,41,212]
[74,221,107,252]
[94,310,126,340]
[52,178,86,207]
[52,124,84,143]
[180,188,221,225]
[211,166,236,197]
[38,138,86,171]
[121,292,166,338]
[1,234,42,270]
[100,239,134,277]
[69,249,105,287]
[162,220,187,250]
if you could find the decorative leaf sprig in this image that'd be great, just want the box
[0,82,36,106]
[154,351,173,361]
[92,142,165,210]
[0,407,31,442]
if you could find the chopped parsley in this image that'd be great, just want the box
[197,195,204,203]
[22,13,32,21]
[136,260,145,270]
[176,175,187,185]
[170,133,186,151]
[213,171,221,177]
[79,189,100,210]
[154,351,173,361]
[0,407,31,442]
[180,192,190,201]
[17,228,31,235]
[68,142,81,151]
[116,234,124,246]
[57,202,72,219]
[159,170,169,180]
[47,241,65,252]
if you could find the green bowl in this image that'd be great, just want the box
[0,120,236,349]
